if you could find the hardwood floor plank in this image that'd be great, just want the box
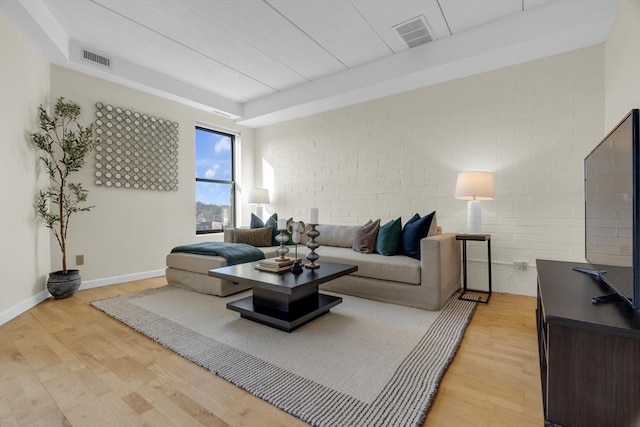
[122,391,154,415]
[0,278,543,426]
[424,295,543,426]
[0,331,70,427]
[168,390,230,427]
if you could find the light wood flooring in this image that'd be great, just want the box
[1,277,543,426]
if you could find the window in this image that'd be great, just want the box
[195,126,235,234]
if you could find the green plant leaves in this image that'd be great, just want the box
[30,97,95,273]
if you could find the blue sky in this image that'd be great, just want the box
[195,128,232,205]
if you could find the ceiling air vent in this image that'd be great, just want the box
[82,49,111,68]
[393,15,435,48]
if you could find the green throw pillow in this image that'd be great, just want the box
[375,217,402,256]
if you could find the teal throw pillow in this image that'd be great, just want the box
[250,213,264,229]
[375,217,402,256]
[264,213,279,245]
[400,211,435,260]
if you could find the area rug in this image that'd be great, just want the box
[92,286,477,427]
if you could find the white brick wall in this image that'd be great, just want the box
[255,46,604,295]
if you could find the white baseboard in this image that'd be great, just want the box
[0,290,49,326]
[0,269,166,326]
[79,269,166,290]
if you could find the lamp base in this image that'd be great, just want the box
[466,200,482,234]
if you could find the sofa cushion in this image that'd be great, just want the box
[167,247,277,275]
[256,213,295,245]
[397,213,419,255]
[352,219,380,254]
[316,224,360,248]
[400,211,436,260]
[249,212,279,245]
[166,267,252,297]
[234,226,273,247]
[166,252,228,275]
[316,246,421,285]
[376,217,402,256]
[250,213,264,228]
[265,213,279,245]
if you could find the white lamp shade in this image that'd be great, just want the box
[248,188,270,205]
[455,172,495,201]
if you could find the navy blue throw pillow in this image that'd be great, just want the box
[400,211,435,260]
[397,213,419,255]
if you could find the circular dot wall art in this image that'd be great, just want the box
[93,102,179,191]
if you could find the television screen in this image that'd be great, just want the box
[584,109,639,310]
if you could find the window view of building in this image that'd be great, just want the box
[195,126,234,233]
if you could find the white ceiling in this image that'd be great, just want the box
[1,0,618,127]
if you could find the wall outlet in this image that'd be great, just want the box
[76,254,84,266]
[513,261,528,270]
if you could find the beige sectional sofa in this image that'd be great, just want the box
[166,222,461,311]
[310,224,461,310]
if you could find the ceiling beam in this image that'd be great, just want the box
[3,0,617,128]
[237,0,617,127]
[0,0,68,63]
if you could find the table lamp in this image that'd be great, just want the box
[455,171,494,234]
[248,188,270,220]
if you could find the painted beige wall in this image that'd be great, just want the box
[50,66,255,285]
[0,13,51,315]
[604,0,640,130]
[255,46,604,295]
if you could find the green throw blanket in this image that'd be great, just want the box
[170,242,265,265]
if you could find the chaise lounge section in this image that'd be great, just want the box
[165,252,249,297]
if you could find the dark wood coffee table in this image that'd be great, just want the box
[208,261,357,332]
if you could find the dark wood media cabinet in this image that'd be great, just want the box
[536,260,640,427]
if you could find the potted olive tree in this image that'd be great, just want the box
[31,97,94,298]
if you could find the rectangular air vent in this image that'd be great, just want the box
[393,15,435,48]
[82,49,111,68]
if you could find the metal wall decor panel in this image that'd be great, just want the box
[93,102,179,191]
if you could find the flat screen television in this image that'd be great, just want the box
[584,108,639,310]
